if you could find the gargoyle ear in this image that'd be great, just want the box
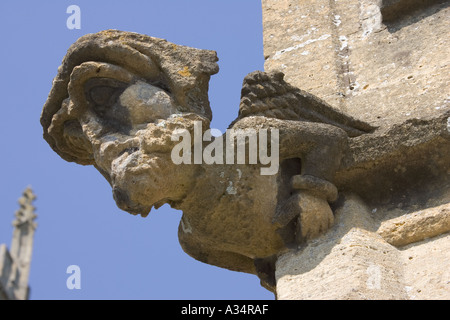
[47,98,94,165]
[85,78,128,110]
[47,62,140,165]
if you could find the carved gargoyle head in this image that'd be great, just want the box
[41,30,219,216]
[42,30,380,291]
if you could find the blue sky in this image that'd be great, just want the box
[0,1,274,299]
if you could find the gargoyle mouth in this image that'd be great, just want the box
[118,147,139,158]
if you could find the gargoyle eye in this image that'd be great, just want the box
[85,78,128,108]
[89,85,119,106]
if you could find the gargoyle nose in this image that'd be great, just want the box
[112,187,130,210]
[112,187,150,217]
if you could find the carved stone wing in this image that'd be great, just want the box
[235,71,377,137]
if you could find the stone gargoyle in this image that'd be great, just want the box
[40,30,375,291]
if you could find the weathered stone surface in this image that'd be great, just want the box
[276,194,450,300]
[401,232,450,300]
[276,194,408,300]
[263,0,449,300]
[41,21,449,298]
[42,30,372,290]
[336,111,450,205]
[263,0,340,108]
[377,203,450,247]
[262,0,450,128]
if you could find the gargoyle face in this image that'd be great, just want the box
[81,77,208,216]
[41,30,218,216]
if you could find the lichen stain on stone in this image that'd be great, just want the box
[178,66,192,77]
[100,30,115,37]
